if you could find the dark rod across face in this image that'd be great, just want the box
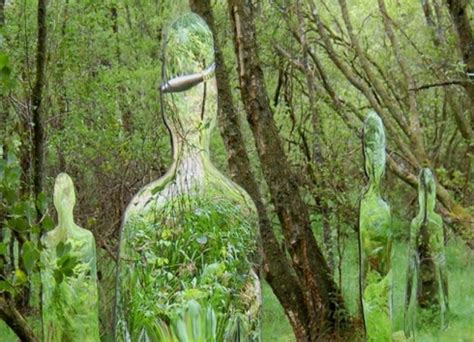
[160,13,215,93]
[159,13,217,141]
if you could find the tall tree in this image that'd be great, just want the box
[31,0,48,200]
[446,0,474,106]
[297,0,474,248]
[226,0,353,340]
[0,2,38,340]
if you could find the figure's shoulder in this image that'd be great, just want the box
[206,170,257,216]
[41,229,56,248]
[125,176,173,220]
[429,213,443,229]
[65,225,96,248]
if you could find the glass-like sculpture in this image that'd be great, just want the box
[115,13,261,341]
[359,112,392,341]
[40,173,100,341]
[404,168,448,338]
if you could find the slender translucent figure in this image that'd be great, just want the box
[41,173,100,342]
[359,112,392,341]
[115,13,261,341]
[404,168,448,338]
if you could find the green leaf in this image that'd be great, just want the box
[56,241,71,257]
[41,216,55,232]
[0,53,8,68]
[0,280,13,294]
[7,217,30,232]
[0,243,7,256]
[22,241,40,274]
[14,269,27,286]
[0,66,10,78]
[53,269,63,284]
[36,192,49,214]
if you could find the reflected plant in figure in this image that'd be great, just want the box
[40,173,100,342]
[404,168,449,339]
[359,112,392,342]
[115,13,261,341]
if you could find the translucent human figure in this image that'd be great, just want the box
[359,112,392,341]
[40,173,100,342]
[115,13,261,341]
[404,168,448,338]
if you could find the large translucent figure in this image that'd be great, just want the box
[40,173,100,341]
[404,168,448,338]
[359,112,392,341]
[115,13,261,341]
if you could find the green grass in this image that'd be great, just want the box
[261,282,295,342]
[1,239,473,341]
[261,238,474,342]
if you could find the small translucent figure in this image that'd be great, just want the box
[359,112,392,341]
[404,168,448,338]
[41,173,100,341]
[115,13,261,341]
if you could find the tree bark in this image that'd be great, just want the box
[227,0,352,339]
[189,1,311,339]
[0,296,37,342]
[31,0,48,200]
[0,0,5,26]
[446,0,474,123]
[307,1,474,249]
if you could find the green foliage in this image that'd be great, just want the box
[41,237,100,342]
[117,194,259,341]
[0,52,14,94]
[0,145,49,298]
[152,299,218,342]
[0,0,472,340]
[165,13,214,77]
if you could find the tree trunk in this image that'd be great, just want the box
[0,296,37,342]
[306,0,474,249]
[31,0,48,200]
[189,1,312,339]
[0,0,5,26]
[446,0,474,105]
[227,0,353,339]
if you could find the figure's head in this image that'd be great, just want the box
[164,13,214,79]
[363,111,386,182]
[418,168,436,212]
[53,173,76,213]
[160,13,217,144]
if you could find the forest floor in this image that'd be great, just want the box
[0,239,472,341]
[262,238,474,342]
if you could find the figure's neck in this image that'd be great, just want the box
[171,130,211,165]
[367,178,382,196]
[418,193,435,218]
[56,209,75,236]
